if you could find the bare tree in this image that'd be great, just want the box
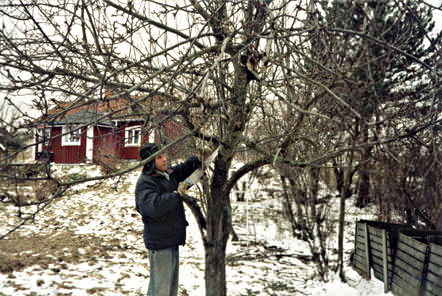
[1,1,441,295]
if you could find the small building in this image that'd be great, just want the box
[33,98,185,164]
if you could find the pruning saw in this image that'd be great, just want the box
[184,147,219,187]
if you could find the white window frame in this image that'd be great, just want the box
[148,129,155,143]
[36,127,51,152]
[125,125,141,147]
[62,125,81,146]
[37,127,51,143]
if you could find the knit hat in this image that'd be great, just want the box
[140,143,161,174]
[140,143,160,160]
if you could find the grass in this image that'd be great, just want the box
[0,230,113,273]
[1,163,380,296]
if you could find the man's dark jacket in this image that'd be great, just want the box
[135,156,201,250]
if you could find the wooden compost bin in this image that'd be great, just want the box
[353,221,370,278]
[391,231,442,296]
[422,241,442,296]
[354,220,442,295]
[353,220,409,292]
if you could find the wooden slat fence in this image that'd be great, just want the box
[353,220,406,289]
[353,222,370,279]
[391,233,428,296]
[422,243,442,296]
[368,226,394,290]
[353,220,442,295]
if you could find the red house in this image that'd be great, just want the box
[33,99,185,164]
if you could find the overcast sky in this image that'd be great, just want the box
[1,0,441,121]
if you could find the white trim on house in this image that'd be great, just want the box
[148,129,155,143]
[61,126,81,146]
[112,117,144,124]
[95,124,112,128]
[86,126,94,162]
[37,124,63,128]
[37,124,110,128]
[36,127,51,153]
[32,128,36,160]
[125,125,141,147]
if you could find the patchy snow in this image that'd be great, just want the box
[1,164,387,295]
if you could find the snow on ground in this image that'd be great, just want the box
[1,164,390,295]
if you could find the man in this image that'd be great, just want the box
[135,143,201,296]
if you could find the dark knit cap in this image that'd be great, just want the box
[140,143,160,160]
[140,143,161,174]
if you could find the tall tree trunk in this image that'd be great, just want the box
[280,175,298,237]
[337,182,347,280]
[205,214,229,296]
[337,150,355,280]
[203,40,248,295]
[309,167,329,280]
[356,123,371,208]
[204,150,232,296]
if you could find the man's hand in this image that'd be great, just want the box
[177,182,188,196]
[198,148,213,162]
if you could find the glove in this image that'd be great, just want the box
[177,182,188,196]
[198,148,213,162]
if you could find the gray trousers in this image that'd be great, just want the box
[147,246,179,296]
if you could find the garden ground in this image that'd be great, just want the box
[0,164,390,295]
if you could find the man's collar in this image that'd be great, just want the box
[151,169,173,177]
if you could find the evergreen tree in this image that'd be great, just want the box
[317,0,442,208]
[312,0,442,277]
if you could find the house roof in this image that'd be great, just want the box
[44,94,165,126]
[53,109,113,126]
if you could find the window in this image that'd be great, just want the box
[125,125,141,147]
[62,126,81,146]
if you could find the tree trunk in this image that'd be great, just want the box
[205,238,227,296]
[309,167,329,280]
[356,150,370,208]
[204,189,231,296]
[280,175,297,237]
[203,40,248,295]
[356,126,370,208]
[337,151,354,281]
[337,183,346,280]
[204,150,232,296]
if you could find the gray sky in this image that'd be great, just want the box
[1,0,441,122]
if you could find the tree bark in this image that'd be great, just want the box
[205,228,228,296]
[356,127,371,208]
[204,190,231,296]
[203,147,232,296]
[337,150,355,281]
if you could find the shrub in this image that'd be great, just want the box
[94,144,120,175]
[32,180,58,202]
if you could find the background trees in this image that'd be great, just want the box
[1,0,441,295]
